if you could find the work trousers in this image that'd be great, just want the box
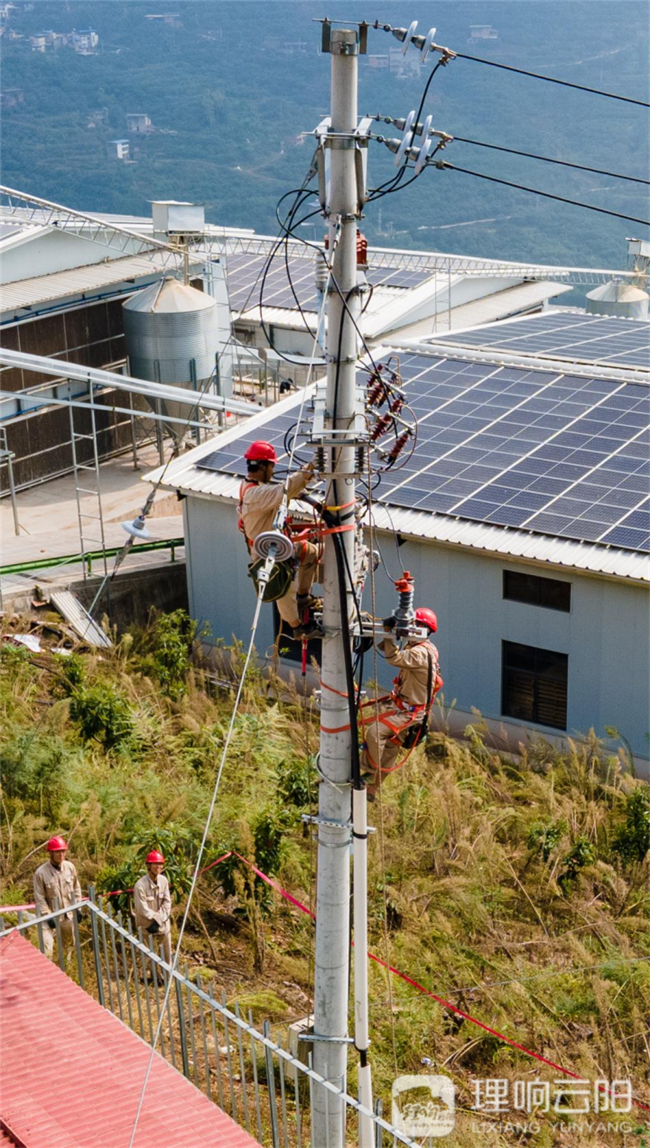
[363,706,424,790]
[276,541,320,628]
[42,917,74,961]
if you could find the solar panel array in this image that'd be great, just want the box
[224,251,432,314]
[433,312,650,369]
[199,347,650,555]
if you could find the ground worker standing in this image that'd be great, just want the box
[33,836,82,961]
[133,849,173,964]
[238,440,323,638]
[362,607,442,799]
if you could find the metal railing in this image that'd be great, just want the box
[0,897,418,1148]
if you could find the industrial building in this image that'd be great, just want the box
[149,310,650,772]
[1,191,599,494]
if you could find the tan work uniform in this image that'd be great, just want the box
[240,468,320,628]
[133,872,173,964]
[363,636,439,781]
[33,859,82,960]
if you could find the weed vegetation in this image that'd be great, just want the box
[1,610,648,1147]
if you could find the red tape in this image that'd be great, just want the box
[4,853,648,1111]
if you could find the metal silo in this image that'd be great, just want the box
[586,280,649,320]
[123,276,224,440]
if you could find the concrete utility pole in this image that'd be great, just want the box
[311,23,363,1148]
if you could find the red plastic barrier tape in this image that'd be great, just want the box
[4,853,648,1112]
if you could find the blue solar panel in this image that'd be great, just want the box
[432,312,650,369]
[224,252,432,314]
[198,350,650,554]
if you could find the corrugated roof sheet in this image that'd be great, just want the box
[396,281,573,341]
[0,252,190,313]
[0,931,261,1148]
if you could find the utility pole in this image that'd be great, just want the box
[311,22,365,1148]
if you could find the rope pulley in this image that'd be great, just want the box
[251,529,296,564]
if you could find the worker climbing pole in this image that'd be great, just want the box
[232,20,442,1147]
[238,440,323,638]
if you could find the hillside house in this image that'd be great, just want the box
[112,139,130,161]
[0,87,24,108]
[126,112,154,134]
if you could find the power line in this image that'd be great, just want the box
[456,51,650,108]
[433,161,650,226]
[450,136,650,185]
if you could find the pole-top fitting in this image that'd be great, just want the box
[321,19,368,55]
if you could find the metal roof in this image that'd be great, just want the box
[145,386,650,585]
[0,931,261,1148]
[394,281,573,341]
[0,251,192,315]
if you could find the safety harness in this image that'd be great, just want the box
[238,480,294,602]
[361,641,443,773]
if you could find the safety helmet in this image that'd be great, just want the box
[146,850,165,865]
[46,835,68,852]
[415,607,438,633]
[244,441,277,463]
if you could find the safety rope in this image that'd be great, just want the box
[127,593,265,1148]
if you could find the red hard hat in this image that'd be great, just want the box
[46,836,68,852]
[146,850,165,864]
[245,441,277,463]
[415,607,438,633]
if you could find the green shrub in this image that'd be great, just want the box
[528,818,566,861]
[69,682,134,750]
[558,835,596,891]
[274,755,317,809]
[612,787,650,865]
[0,733,71,819]
[143,609,196,700]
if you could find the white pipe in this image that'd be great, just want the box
[352,786,374,1148]
[0,348,256,414]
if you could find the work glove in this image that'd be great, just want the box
[147,920,160,935]
[46,918,56,930]
[75,909,83,923]
[382,615,396,631]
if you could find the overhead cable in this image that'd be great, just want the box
[450,136,650,185]
[456,52,650,108]
[432,161,650,226]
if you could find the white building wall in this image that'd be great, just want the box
[183,495,650,767]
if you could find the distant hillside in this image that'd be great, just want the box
[1,1,649,270]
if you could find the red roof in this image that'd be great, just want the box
[0,933,261,1148]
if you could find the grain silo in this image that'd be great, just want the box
[586,280,649,320]
[122,276,226,440]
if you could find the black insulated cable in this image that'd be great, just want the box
[455,52,650,108]
[450,137,650,186]
[434,162,650,226]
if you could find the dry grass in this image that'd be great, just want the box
[1,616,648,1147]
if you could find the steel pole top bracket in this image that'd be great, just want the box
[317,18,369,56]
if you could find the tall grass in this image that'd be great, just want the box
[1,611,648,1147]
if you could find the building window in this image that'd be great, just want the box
[503,570,571,612]
[502,641,568,730]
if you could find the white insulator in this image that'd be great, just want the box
[401,20,418,54]
[252,530,295,563]
[421,27,437,61]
